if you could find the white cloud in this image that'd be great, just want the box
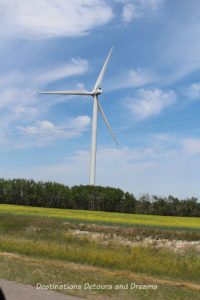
[140,0,164,11]
[182,138,200,156]
[1,57,89,88]
[0,0,113,39]
[17,115,91,147]
[97,146,156,162]
[155,135,200,157]
[67,115,91,131]
[127,88,176,119]
[0,75,41,134]
[0,87,39,133]
[108,68,157,91]
[0,58,91,145]
[125,69,157,87]
[0,70,23,87]
[122,3,139,22]
[121,0,164,23]
[20,120,55,135]
[12,105,38,118]
[0,55,90,134]
[187,83,200,100]
[0,87,34,110]
[36,58,89,85]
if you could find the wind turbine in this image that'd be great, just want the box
[38,47,118,186]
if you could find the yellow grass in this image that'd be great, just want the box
[0,204,200,230]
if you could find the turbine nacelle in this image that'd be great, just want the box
[92,88,102,96]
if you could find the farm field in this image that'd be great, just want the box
[0,204,200,300]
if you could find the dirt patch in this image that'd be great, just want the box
[62,222,200,241]
[68,229,200,253]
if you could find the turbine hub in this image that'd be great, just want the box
[94,88,102,95]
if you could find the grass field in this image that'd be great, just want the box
[0,204,200,299]
[1,204,200,229]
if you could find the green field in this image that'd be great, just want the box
[0,204,200,299]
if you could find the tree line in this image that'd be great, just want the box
[0,178,199,217]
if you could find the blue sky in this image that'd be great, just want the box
[1,0,200,198]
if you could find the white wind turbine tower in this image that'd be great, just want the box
[38,48,118,186]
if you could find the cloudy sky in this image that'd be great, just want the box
[0,0,200,198]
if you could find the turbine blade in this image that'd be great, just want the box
[97,100,119,145]
[38,90,92,96]
[93,47,113,91]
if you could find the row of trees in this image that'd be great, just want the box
[0,178,199,217]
